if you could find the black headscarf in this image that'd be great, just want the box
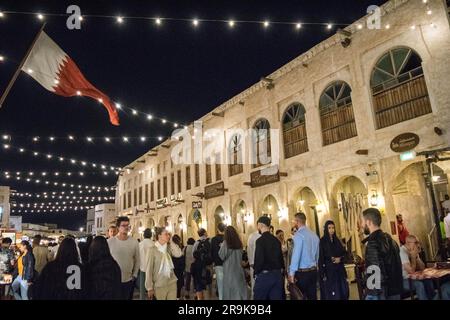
[320,221,346,261]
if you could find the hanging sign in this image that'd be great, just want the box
[390,133,419,153]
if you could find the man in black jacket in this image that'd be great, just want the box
[362,208,403,300]
[253,216,285,300]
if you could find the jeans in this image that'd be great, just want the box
[139,271,146,300]
[12,275,29,300]
[365,289,400,300]
[121,279,135,300]
[214,266,224,300]
[403,279,434,300]
[253,271,283,300]
[185,272,192,293]
[295,270,318,300]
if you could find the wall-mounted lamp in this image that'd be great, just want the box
[370,190,379,207]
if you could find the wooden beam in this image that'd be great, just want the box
[161,144,170,148]
[243,182,251,186]
[212,111,225,117]
[279,172,288,177]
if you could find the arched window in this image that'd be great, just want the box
[252,119,271,168]
[319,81,357,146]
[228,134,243,177]
[282,103,308,158]
[370,47,431,129]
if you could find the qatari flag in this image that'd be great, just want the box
[21,31,120,126]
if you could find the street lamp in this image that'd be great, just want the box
[79,227,84,232]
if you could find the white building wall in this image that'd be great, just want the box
[115,0,450,255]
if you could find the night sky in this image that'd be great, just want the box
[0,0,385,230]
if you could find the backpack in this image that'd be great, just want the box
[193,239,212,266]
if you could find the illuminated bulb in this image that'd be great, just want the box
[0,12,4,18]
[34,152,38,156]
[71,159,76,164]
[228,20,235,27]
[263,21,269,28]
[422,0,428,3]
[123,136,129,142]
[158,136,163,141]
[2,135,8,140]
[410,25,416,30]
[81,161,87,166]
[385,24,390,29]
[427,10,432,15]
[115,103,121,109]
[68,135,74,140]
[193,19,199,26]
[105,137,111,142]
[87,137,93,142]
[327,23,333,30]
[37,14,44,20]
[140,136,146,142]
[54,79,59,84]
[76,91,81,96]
[79,16,83,21]
[117,16,123,23]
[0,56,4,62]
[174,123,178,128]
[49,136,55,141]
[98,98,103,103]
[155,18,161,25]
[27,68,33,74]
[147,114,153,120]
[59,157,64,161]
[46,154,52,159]
[162,119,167,124]
[33,137,39,142]
[357,23,363,30]
[296,23,302,29]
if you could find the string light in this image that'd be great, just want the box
[0,10,433,31]
[13,189,115,198]
[1,143,121,171]
[357,23,363,30]
[385,24,391,29]
[0,55,4,62]
[1,172,114,190]
[327,23,333,30]
[295,23,302,30]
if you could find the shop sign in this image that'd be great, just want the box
[250,166,280,188]
[204,181,225,200]
[390,133,419,153]
[192,201,202,209]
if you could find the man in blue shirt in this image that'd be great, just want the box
[288,212,320,300]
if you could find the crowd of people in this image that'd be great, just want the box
[1,207,450,301]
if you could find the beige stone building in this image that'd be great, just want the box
[0,186,11,229]
[116,0,450,259]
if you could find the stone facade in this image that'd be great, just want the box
[116,0,450,258]
[0,186,10,229]
[93,203,116,236]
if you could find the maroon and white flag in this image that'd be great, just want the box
[21,31,120,126]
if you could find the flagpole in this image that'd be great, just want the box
[0,23,47,109]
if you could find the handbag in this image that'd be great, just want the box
[288,282,305,300]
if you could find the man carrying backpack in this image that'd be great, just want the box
[192,228,212,300]
[362,208,403,300]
